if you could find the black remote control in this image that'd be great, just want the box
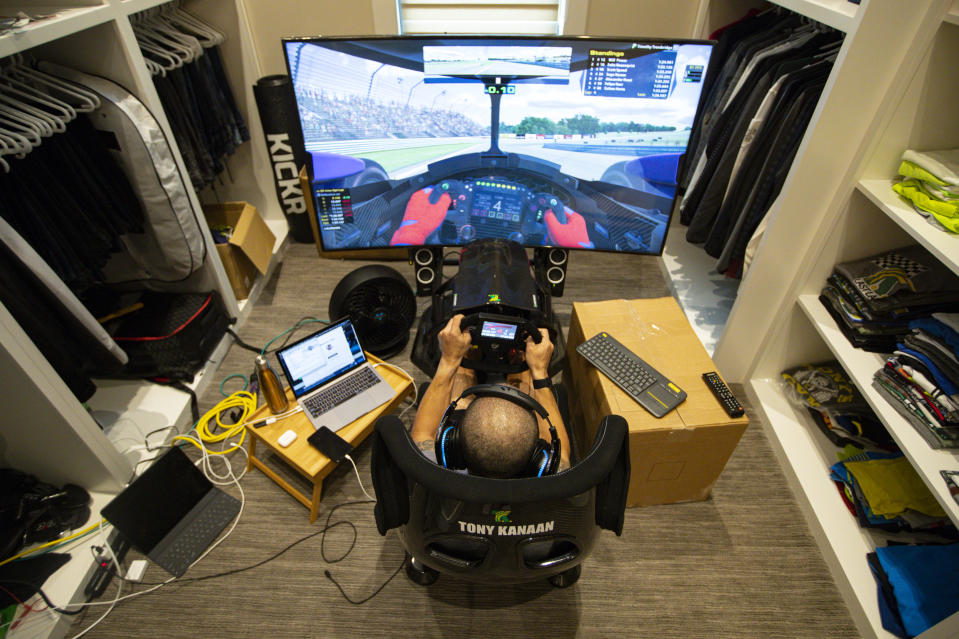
[702,372,745,418]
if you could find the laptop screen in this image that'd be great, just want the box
[275,318,367,398]
[101,446,212,553]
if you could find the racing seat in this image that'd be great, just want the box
[370,411,630,587]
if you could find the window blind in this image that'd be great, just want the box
[399,0,563,35]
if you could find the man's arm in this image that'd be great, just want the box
[525,329,571,471]
[410,314,473,450]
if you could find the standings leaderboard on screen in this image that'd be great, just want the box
[314,188,354,229]
[584,44,678,99]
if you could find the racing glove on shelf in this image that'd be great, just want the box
[390,187,452,246]
[545,208,594,249]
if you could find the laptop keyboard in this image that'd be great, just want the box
[152,490,240,576]
[303,367,379,418]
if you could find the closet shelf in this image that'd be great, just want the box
[7,491,115,639]
[0,5,113,59]
[745,377,897,639]
[119,0,173,14]
[947,0,959,26]
[768,0,859,33]
[797,293,959,528]
[858,178,959,274]
[86,331,234,463]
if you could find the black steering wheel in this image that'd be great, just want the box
[456,312,547,376]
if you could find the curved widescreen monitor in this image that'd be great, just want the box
[282,35,714,255]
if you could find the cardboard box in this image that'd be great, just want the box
[299,167,405,261]
[565,297,748,507]
[203,202,276,300]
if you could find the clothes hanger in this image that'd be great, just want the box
[144,13,203,63]
[134,31,183,71]
[165,2,224,47]
[13,55,100,113]
[0,111,42,152]
[0,74,75,126]
[135,18,194,66]
[131,11,184,70]
[0,98,54,138]
[0,89,64,134]
[0,63,74,130]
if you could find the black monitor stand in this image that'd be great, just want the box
[408,241,566,379]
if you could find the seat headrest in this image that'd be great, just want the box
[373,414,628,505]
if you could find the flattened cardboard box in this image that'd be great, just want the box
[565,297,748,507]
[203,202,275,300]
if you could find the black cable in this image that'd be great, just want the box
[226,328,260,353]
[324,559,406,605]
[0,579,85,616]
[120,500,386,588]
[229,317,330,358]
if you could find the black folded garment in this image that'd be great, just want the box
[0,553,71,608]
[820,291,900,352]
[833,245,959,314]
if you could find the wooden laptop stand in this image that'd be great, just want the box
[245,353,413,522]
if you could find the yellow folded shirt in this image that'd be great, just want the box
[892,178,959,233]
[845,456,946,518]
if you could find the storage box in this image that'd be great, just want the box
[203,202,275,299]
[565,297,748,507]
[299,166,406,261]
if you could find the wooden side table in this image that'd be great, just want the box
[245,354,413,522]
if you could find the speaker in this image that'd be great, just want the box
[535,247,569,297]
[410,247,443,296]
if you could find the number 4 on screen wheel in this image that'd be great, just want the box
[308,426,354,463]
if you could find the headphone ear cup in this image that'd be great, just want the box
[524,439,554,477]
[434,424,465,470]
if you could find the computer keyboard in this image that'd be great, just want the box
[152,489,240,576]
[576,331,686,418]
[303,367,379,417]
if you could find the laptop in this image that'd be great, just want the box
[275,317,394,431]
[101,446,241,577]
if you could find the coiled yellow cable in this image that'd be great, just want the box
[173,390,257,455]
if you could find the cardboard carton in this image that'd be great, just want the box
[565,297,748,506]
[203,202,275,300]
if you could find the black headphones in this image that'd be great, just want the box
[434,384,561,477]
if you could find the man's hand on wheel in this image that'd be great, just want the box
[438,314,472,366]
[545,207,594,249]
[390,187,451,246]
[525,328,553,378]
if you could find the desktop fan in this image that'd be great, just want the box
[328,265,416,359]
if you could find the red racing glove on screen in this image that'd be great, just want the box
[389,187,452,246]
[545,207,594,249]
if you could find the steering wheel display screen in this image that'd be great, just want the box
[480,321,518,340]
[471,182,524,223]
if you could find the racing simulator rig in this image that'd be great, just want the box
[282,35,714,378]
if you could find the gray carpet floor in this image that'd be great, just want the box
[69,243,859,638]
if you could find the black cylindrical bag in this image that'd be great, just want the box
[253,74,314,243]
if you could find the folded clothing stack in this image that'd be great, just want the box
[829,445,954,536]
[819,245,959,352]
[873,313,959,449]
[892,148,959,234]
[782,361,896,450]
[868,543,959,638]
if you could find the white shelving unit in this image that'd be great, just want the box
[0,2,287,636]
[699,0,959,636]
